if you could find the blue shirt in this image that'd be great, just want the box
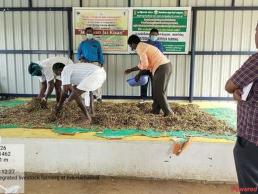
[77,39,104,65]
[145,39,164,53]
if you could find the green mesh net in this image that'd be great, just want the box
[94,128,236,141]
[96,128,141,139]
[203,108,237,128]
[0,124,18,128]
[0,99,27,107]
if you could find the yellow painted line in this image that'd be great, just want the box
[190,137,233,143]
[194,102,236,109]
[0,128,235,144]
[14,98,31,101]
[175,101,236,109]
[123,136,172,141]
[0,128,105,140]
[124,136,234,143]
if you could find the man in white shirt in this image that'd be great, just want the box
[52,63,106,121]
[28,56,73,102]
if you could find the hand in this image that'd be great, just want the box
[124,69,132,74]
[233,89,242,101]
[134,73,141,82]
[79,57,87,63]
[41,97,47,102]
[63,99,69,106]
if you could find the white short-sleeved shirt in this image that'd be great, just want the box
[61,63,101,86]
[37,56,74,83]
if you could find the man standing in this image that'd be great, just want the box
[28,56,73,102]
[77,27,104,102]
[139,28,165,103]
[125,35,173,116]
[145,28,164,52]
[225,24,258,194]
[53,63,106,122]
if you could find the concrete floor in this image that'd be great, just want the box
[24,177,236,194]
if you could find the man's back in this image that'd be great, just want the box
[136,42,169,74]
[61,63,101,86]
[38,56,73,82]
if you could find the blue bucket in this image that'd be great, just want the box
[127,75,149,87]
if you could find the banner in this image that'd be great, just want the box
[131,7,191,54]
[73,8,129,53]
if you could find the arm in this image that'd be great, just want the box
[65,85,77,103]
[69,88,91,121]
[77,43,82,61]
[55,84,72,114]
[159,42,165,53]
[124,66,140,74]
[38,81,47,98]
[225,54,258,101]
[225,80,242,101]
[137,50,150,70]
[45,80,55,100]
[97,42,104,66]
[134,70,145,82]
[54,79,62,102]
[225,80,238,94]
[59,85,91,121]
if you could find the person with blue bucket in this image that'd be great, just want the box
[141,28,165,103]
[125,35,173,117]
[126,28,164,103]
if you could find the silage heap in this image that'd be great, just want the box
[0,99,235,135]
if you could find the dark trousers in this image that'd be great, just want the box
[140,70,152,100]
[233,136,258,194]
[140,81,148,99]
[152,62,172,115]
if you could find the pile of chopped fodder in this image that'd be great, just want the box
[27,97,48,112]
[0,100,235,134]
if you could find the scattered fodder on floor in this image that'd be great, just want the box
[0,100,235,134]
[27,98,48,112]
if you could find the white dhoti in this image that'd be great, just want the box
[77,67,106,106]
